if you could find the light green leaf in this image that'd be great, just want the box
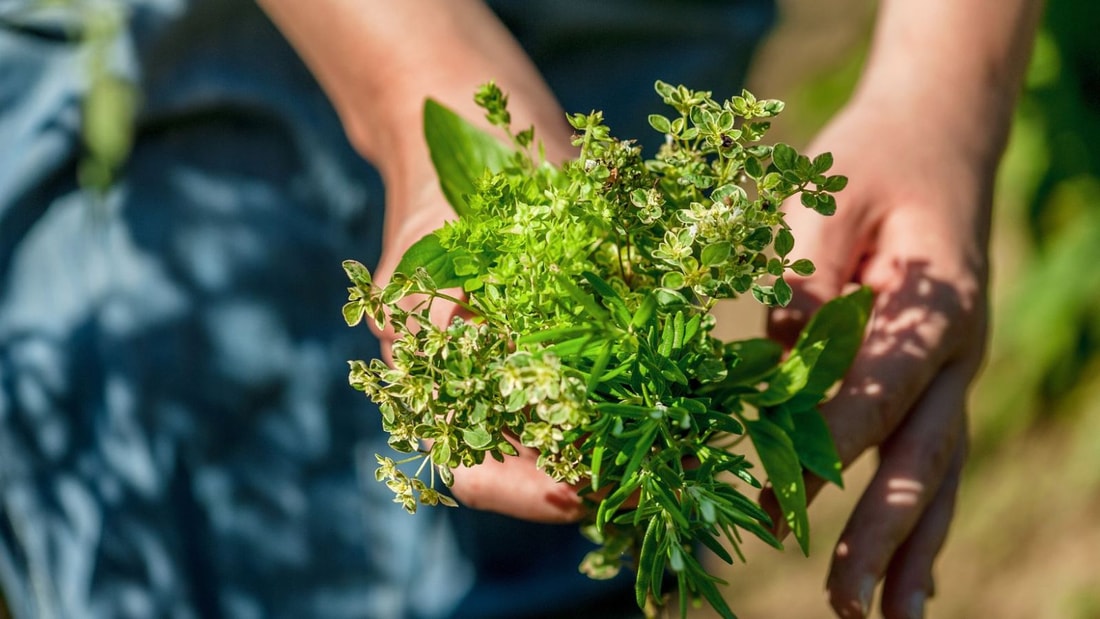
[342,259,373,288]
[393,232,469,289]
[723,338,784,386]
[462,426,493,450]
[424,98,513,216]
[774,228,794,258]
[771,143,797,172]
[648,113,672,134]
[342,301,365,327]
[701,241,732,267]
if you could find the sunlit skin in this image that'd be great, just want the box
[258,0,1043,617]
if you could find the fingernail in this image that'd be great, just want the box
[907,592,926,619]
[858,576,875,617]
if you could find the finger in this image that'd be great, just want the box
[825,363,970,618]
[448,446,586,524]
[879,431,965,619]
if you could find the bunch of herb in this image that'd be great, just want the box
[342,81,871,619]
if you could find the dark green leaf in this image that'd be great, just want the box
[697,530,733,564]
[774,277,793,307]
[811,152,834,175]
[462,426,492,449]
[790,258,816,276]
[821,175,849,192]
[792,286,873,397]
[774,228,794,257]
[814,194,837,216]
[788,407,844,487]
[744,156,764,179]
[747,417,810,554]
[743,227,773,251]
[636,516,662,609]
[723,338,783,386]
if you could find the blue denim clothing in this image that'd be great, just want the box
[0,1,774,617]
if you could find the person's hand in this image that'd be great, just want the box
[764,92,992,619]
[758,0,1043,613]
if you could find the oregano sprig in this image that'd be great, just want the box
[343,81,871,619]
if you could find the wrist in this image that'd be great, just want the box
[849,0,1042,176]
[848,72,1016,179]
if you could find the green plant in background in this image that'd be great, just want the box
[970,0,1100,455]
[25,0,137,195]
[343,82,870,618]
[77,1,137,195]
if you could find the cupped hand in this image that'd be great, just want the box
[764,95,994,618]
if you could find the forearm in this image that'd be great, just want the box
[855,0,1044,168]
[256,0,571,230]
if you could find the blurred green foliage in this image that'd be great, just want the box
[77,2,137,194]
[29,0,137,194]
[972,0,1100,455]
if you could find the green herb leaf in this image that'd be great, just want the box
[792,286,873,398]
[424,98,513,216]
[787,407,844,487]
[393,232,469,289]
[747,417,810,554]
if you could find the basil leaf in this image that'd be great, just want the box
[747,417,810,555]
[424,98,513,216]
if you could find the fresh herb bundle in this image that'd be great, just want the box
[343,81,871,619]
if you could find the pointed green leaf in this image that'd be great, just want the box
[793,286,873,397]
[747,417,810,554]
[424,98,513,216]
[461,426,492,450]
[751,339,826,407]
